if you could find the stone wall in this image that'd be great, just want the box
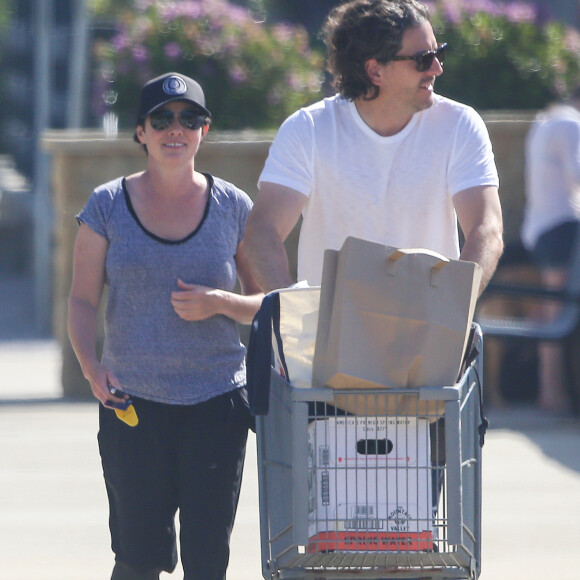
[43,112,535,396]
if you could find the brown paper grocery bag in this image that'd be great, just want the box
[313,237,481,398]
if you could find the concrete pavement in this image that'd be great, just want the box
[1,339,580,580]
[0,339,261,580]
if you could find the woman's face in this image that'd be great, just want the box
[135,101,208,164]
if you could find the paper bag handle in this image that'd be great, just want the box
[386,248,450,287]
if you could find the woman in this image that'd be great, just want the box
[68,72,263,580]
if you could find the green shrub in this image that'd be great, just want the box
[427,0,580,109]
[91,0,325,130]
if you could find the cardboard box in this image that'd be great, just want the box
[307,416,433,552]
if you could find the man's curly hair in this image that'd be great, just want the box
[322,0,429,101]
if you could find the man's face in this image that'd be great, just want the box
[372,21,444,116]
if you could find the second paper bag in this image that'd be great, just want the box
[313,236,481,391]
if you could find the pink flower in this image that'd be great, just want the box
[162,1,202,20]
[285,72,301,91]
[229,65,248,84]
[164,42,182,59]
[132,45,149,63]
[273,24,294,44]
[502,2,537,24]
[564,28,580,56]
[112,33,130,51]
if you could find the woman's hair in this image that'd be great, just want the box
[322,0,429,101]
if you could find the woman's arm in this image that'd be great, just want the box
[67,224,125,406]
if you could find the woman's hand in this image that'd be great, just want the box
[85,364,128,409]
[171,278,263,324]
[171,279,222,321]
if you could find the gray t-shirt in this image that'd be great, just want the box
[77,174,252,405]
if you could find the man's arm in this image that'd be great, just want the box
[240,182,307,293]
[453,185,504,295]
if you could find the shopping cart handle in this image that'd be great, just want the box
[419,385,461,400]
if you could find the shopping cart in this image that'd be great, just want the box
[247,293,486,580]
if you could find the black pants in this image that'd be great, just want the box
[98,389,250,580]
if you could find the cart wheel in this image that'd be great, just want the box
[266,562,279,579]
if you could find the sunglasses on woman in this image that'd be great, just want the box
[390,43,448,72]
[148,109,207,131]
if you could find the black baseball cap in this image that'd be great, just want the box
[136,72,212,123]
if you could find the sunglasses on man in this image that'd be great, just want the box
[148,109,208,131]
[390,43,448,73]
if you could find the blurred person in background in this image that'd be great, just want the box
[521,86,580,417]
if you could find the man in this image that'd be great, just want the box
[242,0,503,294]
[520,87,580,415]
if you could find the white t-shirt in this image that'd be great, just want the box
[259,93,499,285]
[521,104,580,250]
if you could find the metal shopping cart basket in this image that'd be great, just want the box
[247,291,487,580]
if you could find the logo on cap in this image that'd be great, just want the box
[163,75,187,96]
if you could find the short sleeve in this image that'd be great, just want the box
[75,178,122,240]
[236,187,253,246]
[258,109,314,197]
[211,176,254,247]
[448,107,499,196]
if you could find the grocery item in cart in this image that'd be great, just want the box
[313,236,481,392]
[307,415,433,553]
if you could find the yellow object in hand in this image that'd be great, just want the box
[108,382,138,427]
[115,404,139,427]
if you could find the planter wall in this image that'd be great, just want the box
[481,111,536,245]
[43,112,534,397]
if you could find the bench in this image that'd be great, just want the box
[476,234,580,413]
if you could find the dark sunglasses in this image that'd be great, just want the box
[148,109,207,131]
[390,43,447,72]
